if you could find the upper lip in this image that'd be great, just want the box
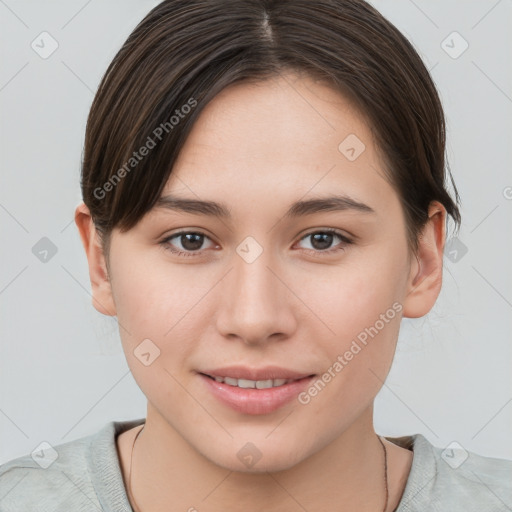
[199,366,315,381]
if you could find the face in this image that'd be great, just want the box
[84,72,440,473]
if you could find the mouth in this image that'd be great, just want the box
[197,368,317,415]
[200,373,314,389]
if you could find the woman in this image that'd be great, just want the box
[1,0,510,510]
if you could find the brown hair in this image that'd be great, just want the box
[80,0,461,259]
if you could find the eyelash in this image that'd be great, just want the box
[159,228,353,258]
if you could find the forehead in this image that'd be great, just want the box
[175,74,370,165]
[161,72,396,218]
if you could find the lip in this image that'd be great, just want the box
[197,366,316,415]
[199,365,313,381]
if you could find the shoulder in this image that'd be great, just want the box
[0,427,99,511]
[0,418,144,511]
[391,434,512,512]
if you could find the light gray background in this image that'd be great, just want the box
[1,0,511,465]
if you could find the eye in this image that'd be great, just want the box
[160,228,353,259]
[160,231,216,258]
[296,229,353,255]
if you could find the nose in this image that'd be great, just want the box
[215,246,297,346]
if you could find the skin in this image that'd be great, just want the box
[75,71,446,512]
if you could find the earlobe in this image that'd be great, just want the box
[74,202,117,317]
[402,201,447,318]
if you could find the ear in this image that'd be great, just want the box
[74,202,117,316]
[402,201,447,318]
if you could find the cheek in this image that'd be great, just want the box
[298,279,403,428]
[298,248,406,401]
[110,251,217,370]
[109,259,203,405]
[110,247,194,329]
[316,281,402,382]
[305,248,406,343]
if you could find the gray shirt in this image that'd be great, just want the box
[1,417,511,511]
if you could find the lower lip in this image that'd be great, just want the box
[199,373,315,415]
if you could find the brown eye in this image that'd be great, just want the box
[297,229,353,254]
[176,233,205,251]
[161,231,214,257]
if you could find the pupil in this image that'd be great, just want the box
[312,233,332,250]
[182,233,203,251]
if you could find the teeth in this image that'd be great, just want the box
[210,376,296,388]
[256,379,273,389]
[224,377,238,386]
[238,378,256,388]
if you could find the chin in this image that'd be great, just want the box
[200,439,310,474]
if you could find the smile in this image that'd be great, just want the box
[202,374,298,389]
[198,369,317,415]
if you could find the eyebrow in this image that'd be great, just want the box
[154,193,376,219]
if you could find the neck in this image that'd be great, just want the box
[127,404,393,512]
